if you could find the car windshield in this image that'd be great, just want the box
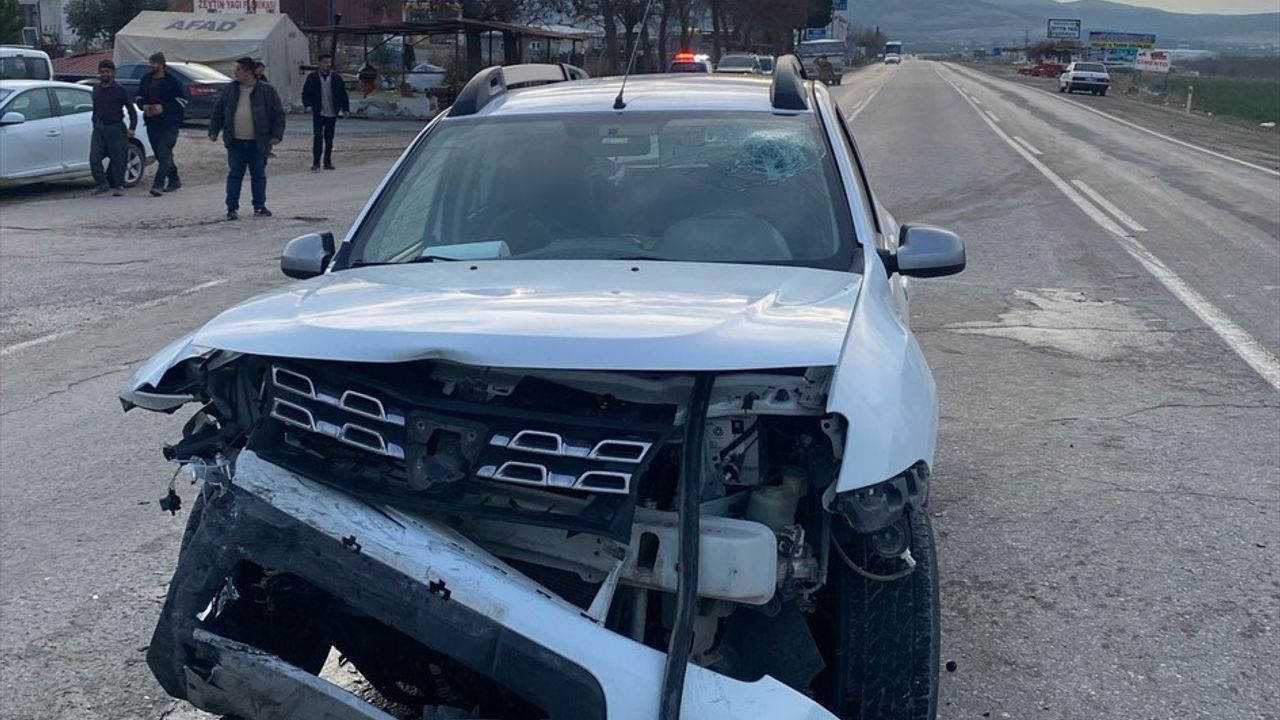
[351,112,857,271]
[718,56,755,69]
[1076,63,1107,73]
[176,63,230,82]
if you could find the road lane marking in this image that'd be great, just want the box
[0,279,230,358]
[985,110,1001,123]
[947,63,1280,178]
[972,96,982,105]
[937,66,1280,391]
[1012,136,1043,155]
[1071,180,1149,232]
[0,330,75,358]
[846,84,883,122]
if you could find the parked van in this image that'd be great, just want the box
[0,46,53,81]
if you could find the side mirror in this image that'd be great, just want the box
[0,111,26,125]
[881,224,966,278]
[281,232,335,279]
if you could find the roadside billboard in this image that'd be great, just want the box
[1047,19,1081,40]
[1135,50,1171,73]
[1087,30,1156,64]
[195,0,281,11]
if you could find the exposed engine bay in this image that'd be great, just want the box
[137,353,929,719]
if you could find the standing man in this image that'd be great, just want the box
[89,59,137,197]
[136,52,185,196]
[301,54,349,172]
[209,56,286,220]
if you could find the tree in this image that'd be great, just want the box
[0,0,24,46]
[66,0,167,46]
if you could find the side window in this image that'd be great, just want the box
[9,89,54,121]
[52,87,93,116]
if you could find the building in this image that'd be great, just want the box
[17,0,79,49]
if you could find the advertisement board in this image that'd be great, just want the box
[1135,50,1171,73]
[806,28,828,40]
[195,0,280,12]
[1047,19,1081,40]
[1087,30,1156,64]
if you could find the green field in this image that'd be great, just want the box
[1132,75,1280,125]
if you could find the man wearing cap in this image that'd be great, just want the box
[89,59,137,196]
[135,52,185,196]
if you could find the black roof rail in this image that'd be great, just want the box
[450,63,590,117]
[770,54,809,111]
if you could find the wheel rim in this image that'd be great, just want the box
[125,147,143,185]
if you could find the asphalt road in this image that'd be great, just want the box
[0,62,1277,720]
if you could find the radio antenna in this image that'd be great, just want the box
[613,0,658,110]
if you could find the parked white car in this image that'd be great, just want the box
[405,62,447,92]
[0,80,153,188]
[125,58,964,720]
[1059,61,1111,96]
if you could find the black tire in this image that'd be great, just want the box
[819,505,940,720]
[1099,88,1107,97]
[1058,84,1067,93]
[123,141,146,188]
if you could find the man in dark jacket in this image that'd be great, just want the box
[209,57,286,220]
[301,53,350,171]
[89,59,137,196]
[135,52,185,196]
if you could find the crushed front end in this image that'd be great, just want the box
[131,351,928,719]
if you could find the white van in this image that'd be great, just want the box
[0,46,54,81]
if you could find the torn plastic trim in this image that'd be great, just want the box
[120,332,241,413]
[184,630,397,720]
[832,462,930,535]
[149,451,839,720]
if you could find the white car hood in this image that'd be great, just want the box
[189,260,861,371]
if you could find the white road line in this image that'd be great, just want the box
[1012,136,1043,155]
[1071,180,1149,232]
[846,84,883,122]
[971,96,982,105]
[0,279,230,358]
[985,110,1001,123]
[947,63,1280,178]
[936,65,1280,391]
[0,330,75,358]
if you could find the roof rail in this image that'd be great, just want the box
[770,54,809,111]
[450,63,590,116]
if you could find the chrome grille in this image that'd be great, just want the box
[269,367,405,460]
[490,431,652,464]
[477,462,633,495]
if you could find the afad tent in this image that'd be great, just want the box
[114,11,309,108]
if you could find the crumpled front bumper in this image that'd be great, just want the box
[149,450,838,720]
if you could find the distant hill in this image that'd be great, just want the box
[844,0,1280,48]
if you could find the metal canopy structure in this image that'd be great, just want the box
[302,17,589,77]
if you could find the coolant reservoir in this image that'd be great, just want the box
[745,466,809,532]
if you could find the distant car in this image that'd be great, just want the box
[1026,61,1065,78]
[715,53,761,75]
[884,54,902,65]
[112,61,231,121]
[1059,61,1111,96]
[0,79,153,188]
[405,63,447,92]
[0,46,53,81]
[667,52,712,74]
[757,56,775,74]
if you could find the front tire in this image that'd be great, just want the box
[817,505,941,720]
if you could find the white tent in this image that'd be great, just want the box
[114,11,310,108]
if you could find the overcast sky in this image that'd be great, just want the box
[1057,0,1280,13]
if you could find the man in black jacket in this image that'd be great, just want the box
[209,57,286,220]
[135,52,185,196]
[301,53,350,171]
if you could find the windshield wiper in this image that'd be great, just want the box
[353,255,462,267]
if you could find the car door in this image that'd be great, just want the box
[0,88,62,181]
[50,85,95,173]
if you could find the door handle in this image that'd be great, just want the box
[46,130,62,137]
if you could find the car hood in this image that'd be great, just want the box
[187,260,861,371]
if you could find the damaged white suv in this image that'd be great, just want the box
[123,57,965,720]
